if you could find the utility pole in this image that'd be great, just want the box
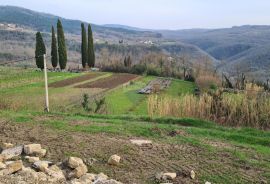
[43,54,49,112]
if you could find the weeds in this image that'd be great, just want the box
[81,93,91,112]
[148,91,270,129]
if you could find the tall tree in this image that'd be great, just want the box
[87,24,95,68]
[35,32,46,70]
[57,19,67,70]
[81,23,87,68]
[51,26,58,69]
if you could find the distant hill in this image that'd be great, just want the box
[0,6,161,38]
[2,6,268,80]
[0,6,213,69]
[160,26,270,79]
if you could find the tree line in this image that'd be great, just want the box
[35,19,95,70]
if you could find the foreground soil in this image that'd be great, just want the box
[0,118,268,184]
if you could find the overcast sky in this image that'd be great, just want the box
[1,0,269,30]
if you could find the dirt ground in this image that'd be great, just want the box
[49,73,102,88]
[0,120,267,184]
[75,74,138,89]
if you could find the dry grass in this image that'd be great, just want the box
[148,91,270,129]
[196,72,222,91]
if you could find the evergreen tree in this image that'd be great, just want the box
[51,26,58,69]
[57,19,67,70]
[35,32,46,70]
[87,24,95,67]
[124,56,127,67]
[127,56,132,67]
[81,23,87,68]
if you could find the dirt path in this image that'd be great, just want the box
[0,120,266,184]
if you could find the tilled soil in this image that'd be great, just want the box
[0,120,266,184]
[75,74,138,89]
[49,73,102,88]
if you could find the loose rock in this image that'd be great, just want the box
[0,162,6,169]
[205,182,211,184]
[0,160,23,175]
[108,155,121,166]
[156,172,176,181]
[1,145,23,160]
[96,173,109,181]
[68,157,84,169]
[1,143,14,149]
[24,144,46,157]
[190,170,196,179]
[45,165,66,182]
[25,156,39,163]
[70,164,88,178]
[32,161,51,172]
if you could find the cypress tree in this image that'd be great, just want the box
[57,19,67,70]
[87,24,95,68]
[81,23,87,68]
[51,26,58,69]
[35,32,46,70]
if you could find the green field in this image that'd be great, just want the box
[0,66,269,184]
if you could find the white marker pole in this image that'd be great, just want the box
[43,54,49,112]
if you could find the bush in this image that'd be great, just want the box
[130,64,147,75]
[185,74,196,82]
[81,93,91,112]
[146,66,160,76]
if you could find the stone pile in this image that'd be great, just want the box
[0,143,122,184]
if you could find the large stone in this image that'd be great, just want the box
[45,165,66,182]
[37,149,47,157]
[1,143,14,149]
[32,161,51,172]
[1,145,23,160]
[108,155,121,166]
[0,162,6,169]
[95,173,108,181]
[70,164,88,178]
[0,154,5,162]
[25,156,39,163]
[80,173,96,183]
[67,157,84,169]
[190,170,196,179]
[156,172,177,181]
[24,144,46,157]
[205,182,211,184]
[0,160,23,175]
[19,167,39,180]
[130,139,152,146]
[162,173,177,180]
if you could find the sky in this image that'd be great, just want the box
[0,0,269,30]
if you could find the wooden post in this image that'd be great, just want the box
[43,54,49,112]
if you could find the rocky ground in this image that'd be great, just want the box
[0,142,123,184]
[0,118,267,184]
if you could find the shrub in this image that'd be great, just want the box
[94,97,106,113]
[130,64,147,75]
[146,66,160,76]
[81,93,91,112]
[185,74,196,82]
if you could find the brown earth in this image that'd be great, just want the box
[49,73,102,88]
[75,74,138,89]
[0,119,266,184]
